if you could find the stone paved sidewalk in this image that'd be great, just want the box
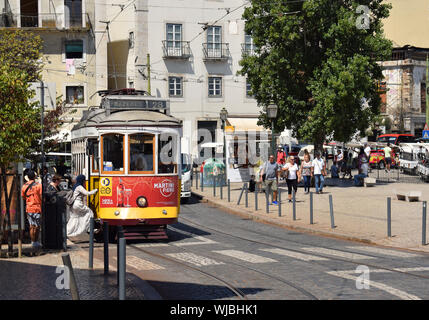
[192,176,429,253]
[0,240,146,300]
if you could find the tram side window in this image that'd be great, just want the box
[129,133,154,173]
[102,134,124,172]
[158,134,177,174]
[90,140,99,172]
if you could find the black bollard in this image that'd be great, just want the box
[103,221,109,275]
[387,197,391,237]
[310,192,314,224]
[422,201,427,245]
[89,218,94,269]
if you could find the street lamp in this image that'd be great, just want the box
[220,107,228,184]
[267,104,278,156]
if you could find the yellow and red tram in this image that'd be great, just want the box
[71,90,182,239]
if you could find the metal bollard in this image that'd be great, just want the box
[62,207,67,252]
[278,188,281,217]
[201,173,204,192]
[61,253,80,300]
[422,201,427,245]
[310,192,314,224]
[213,175,216,197]
[237,183,246,205]
[89,218,94,269]
[118,237,126,300]
[266,190,269,213]
[255,185,258,211]
[117,226,124,285]
[220,180,223,200]
[292,189,296,221]
[387,197,391,237]
[228,179,231,202]
[329,195,336,228]
[196,170,199,190]
[103,221,109,275]
[245,183,248,208]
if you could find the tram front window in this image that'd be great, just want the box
[129,133,154,173]
[102,134,124,172]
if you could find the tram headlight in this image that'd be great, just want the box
[136,196,148,208]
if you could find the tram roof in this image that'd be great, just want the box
[72,109,182,132]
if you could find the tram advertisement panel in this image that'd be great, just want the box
[99,176,178,208]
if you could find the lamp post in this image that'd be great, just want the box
[267,104,278,157]
[220,107,228,184]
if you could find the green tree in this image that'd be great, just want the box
[0,29,43,82]
[240,0,392,152]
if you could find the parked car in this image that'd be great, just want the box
[369,145,399,169]
[298,145,335,161]
[377,133,416,145]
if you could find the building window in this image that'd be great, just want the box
[169,76,183,97]
[166,24,182,56]
[246,79,253,98]
[129,32,134,48]
[208,77,222,97]
[207,26,222,58]
[243,34,255,55]
[66,86,84,104]
[65,40,83,59]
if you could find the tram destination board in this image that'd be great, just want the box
[105,98,168,111]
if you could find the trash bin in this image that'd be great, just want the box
[42,190,67,250]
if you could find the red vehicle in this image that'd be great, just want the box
[369,146,399,169]
[377,134,416,145]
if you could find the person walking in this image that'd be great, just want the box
[384,143,392,172]
[299,152,313,194]
[260,155,279,205]
[21,170,43,254]
[46,174,62,193]
[282,156,300,202]
[312,151,326,194]
[67,175,98,238]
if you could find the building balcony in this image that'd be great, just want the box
[0,13,91,31]
[162,41,191,60]
[202,43,230,61]
[241,44,257,56]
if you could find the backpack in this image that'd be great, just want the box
[64,189,76,206]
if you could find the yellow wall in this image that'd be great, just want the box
[383,0,429,47]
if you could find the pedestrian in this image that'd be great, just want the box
[276,145,286,166]
[260,155,279,205]
[336,149,344,175]
[299,152,313,194]
[354,147,369,186]
[384,142,392,172]
[42,166,53,190]
[47,174,62,193]
[312,151,326,194]
[331,161,339,179]
[21,170,43,254]
[67,175,98,238]
[345,149,354,179]
[282,156,300,202]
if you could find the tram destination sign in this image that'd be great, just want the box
[105,98,168,111]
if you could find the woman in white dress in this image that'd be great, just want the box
[67,174,98,238]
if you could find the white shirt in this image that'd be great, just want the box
[312,158,325,175]
[337,152,344,162]
[284,163,299,180]
[364,146,371,158]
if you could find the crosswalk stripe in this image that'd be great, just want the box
[213,250,277,263]
[326,270,421,300]
[260,248,329,261]
[125,256,165,270]
[302,247,376,260]
[166,253,224,267]
[133,243,170,248]
[174,236,217,246]
[346,246,420,258]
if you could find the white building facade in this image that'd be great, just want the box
[103,0,263,159]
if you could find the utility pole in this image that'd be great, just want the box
[147,53,151,95]
[426,54,429,125]
[38,81,47,245]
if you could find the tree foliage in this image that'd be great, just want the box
[240,0,393,149]
[0,29,43,82]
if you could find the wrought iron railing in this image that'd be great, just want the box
[202,43,230,60]
[162,40,191,59]
[0,13,90,29]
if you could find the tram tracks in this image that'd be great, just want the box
[178,205,429,282]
